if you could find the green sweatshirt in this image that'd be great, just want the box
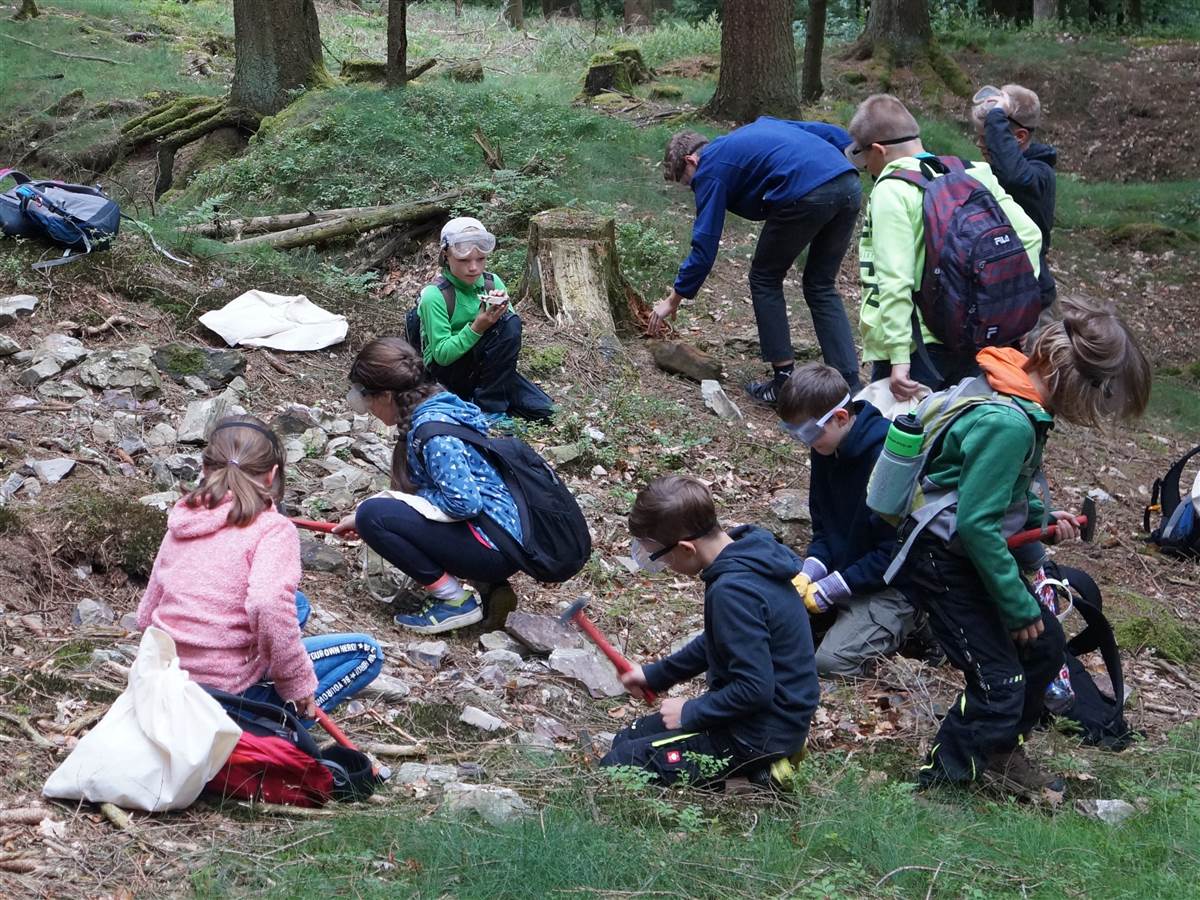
[924,397,1051,629]
[417,270,510,367]
[859,157,1043,365]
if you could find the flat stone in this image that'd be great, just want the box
[479,648,524,671]
[769,489,810,523]
[0,294,38,325]
[17,356,65,388]
[1088,487,1114,503]
[76,345,161,399]
[504,611,584,655]
[350,440,392,474]
[396,763,458,786]
[1,473,25,500]
[300,539,346,574]
[460,705,506,732]
[547,443,582,465]
[516,731,557,751]
[6,395,38,410]
[118,612,139,631]
[441,783,531,825]
[152,343,246,389]
[300,427,328,456]
[284,437,306,465]
[479,630,526,655]
[272,405,321,435]
[328,418,351,435]
[138,490,181,510]
[360,672,411,701]
[532,715,573,742]
[37,380,89,402]
[1075,798,1142,825]
[177,388,240,443]
[321,463,372,493]
[0,334,20,356]
[701,379,744,422]
[408,640,449,669]
[72,598,116,627]
[652,341,722,383]
[144,422,177,449]
[548,647,625,698]
[32,458,76,484]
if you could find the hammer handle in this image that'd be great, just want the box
[572,613,658,705]
[1007,515,1088,550]
[292,518,338,534]
[315,707,384,778]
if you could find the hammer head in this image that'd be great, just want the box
[559,596,589,625]
[1080,496,1097,542]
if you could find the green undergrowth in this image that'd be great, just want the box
[1057,177,1200,237]
[196,726,1200,899]
[57,486,167,579]
[1109,589,1200,664]
[1147,376,1200,434]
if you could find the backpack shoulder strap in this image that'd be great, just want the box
[1058,567,1124,711]
[435,276,456,320]
[1156,444,1200,522]
[880,167,929,189]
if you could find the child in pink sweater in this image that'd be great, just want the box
[137,415,382,718]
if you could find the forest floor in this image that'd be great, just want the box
[1,2,1199,898]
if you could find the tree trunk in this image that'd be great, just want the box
[1032,0,1057,19]
[801,0,827,103]
[983,0,1032,19]
[503,0,524,28]
[454,0,463,17]
[705,0,800,121]
[517,208,646,336]
[845,0,971,97]
[386,0,407,87]
[13,0,39,20]
[624,0,651,26]
[542,0,581,18]
[230,0,329,116]
[1124,0,1142,27]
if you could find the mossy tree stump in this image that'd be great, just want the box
[583,53,634,96]
[611,43,653,84]
[517,208,646,337]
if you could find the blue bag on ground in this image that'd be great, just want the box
[0,168,121,268]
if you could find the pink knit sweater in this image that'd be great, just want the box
[136,497,317,701]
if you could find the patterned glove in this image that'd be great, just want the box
[813,572,851,611]
[801,556,828,582]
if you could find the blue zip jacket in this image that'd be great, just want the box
[674,117,855,299]
[408,392,522,548]
[983,108,1057,302]
[643,525,818,760]
[805,401,897,594]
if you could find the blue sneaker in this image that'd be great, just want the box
[393,592,483,634]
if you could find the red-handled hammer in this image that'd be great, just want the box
[314,707,390,781]
[560,597,657,706]
[1007,497,1096,551]
[292,517,339,534]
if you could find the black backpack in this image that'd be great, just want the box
[1,168,121,269]
[1042,565,1139,751]
[411,421,591,583]
[405,273,495,352]
[1143,444,1200,558]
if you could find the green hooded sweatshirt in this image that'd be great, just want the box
[417,270,510,368]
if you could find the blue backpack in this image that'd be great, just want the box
[1144,444,1200,558]
[0,168,121,269]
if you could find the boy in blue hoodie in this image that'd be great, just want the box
[778,362,918,677]
[602,475,818,786]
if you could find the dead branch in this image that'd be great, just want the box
[0,712,55,749]
[472,127,506,170]
[181,205,392,239]
[241,801,336,819]
[0,808,50,826]
[407,57,437,80]
[100,802,134,831]
[260,350,298,376]
[0,857,39,874]
[359,741,427,758]
[57,315,145,337]
[0,32,124,65]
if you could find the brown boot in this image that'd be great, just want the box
[983,747,1065,798]
[477,581,518,630]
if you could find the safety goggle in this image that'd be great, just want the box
[779,392,849,445]
[844,135,919,169]
[443,234,496,259]
[629,528,714,573]
[971,85,1033,131]
[346,383,371,414]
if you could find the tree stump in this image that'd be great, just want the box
[516,208,646,336]
[582,53,634,96]
[448,61,484,83]
[611,43,653,84]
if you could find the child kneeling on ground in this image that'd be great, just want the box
[777,362,918,678]
[137,415,383,719]
[601,475,819,786]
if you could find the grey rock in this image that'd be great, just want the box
[351,440,393,475]
[139,490,181,510]
[455,762,487,782]
[396,763,458,786]
[441,783,531,826]
[670,629,705,654]
[476,664,513,687]
[769,489,810,523]
[183,375,210,392]
[321,463,372,493]
[479,648,524,671]
[516,731,557,751]
[177,388,240,443]
[1088,487,1114,503]
[37,380,89,402]
[152,343,246,389]
[76,345,161,399]
[72,598,116,627]
[0,294,38,325]
[164,453,203,479]
[17,356,66,388]
[479,630,526,655]
[548,647,624,698]
[1075,798,1141,825]
[701,379,743,422]
[272,405,320,435]
[5,395,38,410]
[32,457,76,484]
[118,438,147,458]
[300,427,328,456]
[652,340,722,383]
[283,437,306,465]
[90,648,129,667]
[328,418,351,435]
[118,612,139,632]
[547,443,582,465]
[532,715,573,742]
[1,473,25,500]
[408,640,449,669]
[505,611,584,655]
[300,539,346,574]
[144,422,177,449]
[226,375,249,396]
[0,334,20,356]
[360,672,411,701]
[460,705,506,732]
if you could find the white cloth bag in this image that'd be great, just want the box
[199,289,348,351]
[854,378,931,420]
[43,627,241,812]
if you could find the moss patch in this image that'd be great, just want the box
[1106,222,1197,252]
[523,343,568,376]
[1111,590,1200,664]
[58,487,167,579]
[0,505,23,536]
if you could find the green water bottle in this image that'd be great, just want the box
[867,414,925,518]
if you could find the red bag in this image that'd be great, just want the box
[206,731,334,808]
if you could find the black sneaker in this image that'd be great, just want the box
[744,378,784,406]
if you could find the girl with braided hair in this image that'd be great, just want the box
[137,415,382,720]
[334,337,522,634]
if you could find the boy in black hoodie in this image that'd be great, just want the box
[778,363,919,677]
[972,83,1058,317]
[601,475,818,786]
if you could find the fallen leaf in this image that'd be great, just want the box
[607,706,629,719]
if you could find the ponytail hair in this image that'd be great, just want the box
[185,415,286,527]
[1026,297,1151,427]
[348,336,441,492]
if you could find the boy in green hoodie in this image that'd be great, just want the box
[896,300,1150,795]
[845,94,1043,403]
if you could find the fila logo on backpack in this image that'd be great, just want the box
[1144,444,1200,558]
[883,156,1041,365]
[0,169,121,269]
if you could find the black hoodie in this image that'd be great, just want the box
[643,526,818,760]
[983,107,1058,303]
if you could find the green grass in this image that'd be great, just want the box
[1148,376,1200,434]
[1057,177,1200,236]
[196,727,1200,899]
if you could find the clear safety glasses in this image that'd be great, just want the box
[779,392,850,446]
[346,383,371,414]
[444,234,496,259]
[629,528,714,573]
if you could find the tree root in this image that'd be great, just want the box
[154,105,262,198]
[120,95,213,140]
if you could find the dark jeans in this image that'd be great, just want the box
[354,496,518,587]
[749,171,862,389]
[429,311,554,420]
[870,343,981,392]
[903,537,1066,785]
[601,712,763,787]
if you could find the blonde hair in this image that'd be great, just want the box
[848,94,920,148]
[185,415,286,527]
[1026,298,1150,427]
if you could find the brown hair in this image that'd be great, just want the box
[778,362,851,423]
[848,94,921,148]
[1025,297,1151,427]
[628,475,720,546]
[185,415,285,527]
[349,336,442,491]
[663,131,710,182]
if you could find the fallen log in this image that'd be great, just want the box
[227,193,462,251]
[181,204,393,238]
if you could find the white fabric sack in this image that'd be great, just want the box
[199,289,348,351]
[43,627,240,812]
[855,378,931,420]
